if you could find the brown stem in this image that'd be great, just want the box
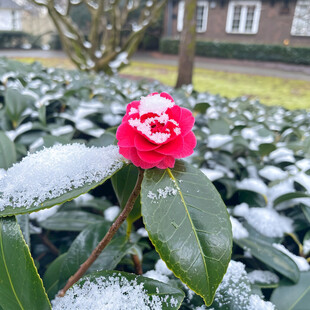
[39,234,60,256]
[132,254,143,275]
[58,167,144,297]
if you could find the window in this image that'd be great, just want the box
[226,1,261,34]
[177,1,209,33]
[291,0,310,36]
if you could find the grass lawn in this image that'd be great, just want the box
[13,57,310,110]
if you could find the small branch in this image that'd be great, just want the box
[132,254,143,275]
[39,233,60,256]
[58,167,144,297]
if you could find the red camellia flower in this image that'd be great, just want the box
[116,92,196,169]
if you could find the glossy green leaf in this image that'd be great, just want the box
[0,164,125,217]
[112,164,142,228]
[235,237,300,283]
[141,160,232,306]
[74,270,185,310]
[274,192,310,207]
[16,214,30,246]
[4,88,34,127]
[0,217,51,310]
[58,221,131,289]
[0,131,16,169]
[258,143,276,156]
[271,272,310,310]
[301,205,310,223]
[39,211,104,231]
[43,253,67,299]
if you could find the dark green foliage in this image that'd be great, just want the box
[160,38,310,65]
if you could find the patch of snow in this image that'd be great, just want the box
[147,186,177,202]
[139,94,174,116]
[200,168,224,181]
[247,270,279,284]
[236,178,268,196]
[248,294,275,310]
[303,239,310,255]
[155,259,173,276]
[233,203,249,217]
[6,122,33,141]
[244,208,293,238]
[230,217,249,240]
[0,144,124,211]
[269,147,295,164]
[273,243,309,271]
[29,205,60,222]
[104,206,120,222]
[52,274,172,309]
[137,228,148,237]
[259,166,288,181]
[207,134,232,149]
[143,270,169,284]
[51,125,74,136]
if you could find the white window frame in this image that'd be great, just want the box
[291,0,310,36]
[177,0,209,33]
[226,1,261,34]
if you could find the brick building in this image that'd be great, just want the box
[164,0,310,47]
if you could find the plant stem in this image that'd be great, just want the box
[58,167,144,297]
[132,254,143,275]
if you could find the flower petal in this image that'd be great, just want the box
[137,150,165,163]
[156,135,184,156]
[116,123,135,147]
[179,107,195,135]
[134,135,159,151]
[175,131,196,158]
[160,92,174,103]
[156,156,175,169]
[130,148,158,169]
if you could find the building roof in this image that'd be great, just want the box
[0,0,22,10]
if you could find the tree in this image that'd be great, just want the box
[30,0,167,74]
[175,0,197,88]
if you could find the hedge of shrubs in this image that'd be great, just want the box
[160,38,310,65]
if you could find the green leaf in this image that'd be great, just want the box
[0,131,16,169]
[0,164,125,217]
[72,270,185,310]
[39,211,105,231]
[235,237,300,283]
[0,217,51,310]
[112,164,142,229]
[271,272,310,310]
[4,88,34,127]
[43,253,67,299]
[258,143,277,157]
[16,214,30,246]
[58,222,131,289]
[274,192,310,207]
[141,160,232,306]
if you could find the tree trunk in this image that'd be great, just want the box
[175,0,197,88]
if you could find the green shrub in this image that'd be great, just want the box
[160,38,310,65]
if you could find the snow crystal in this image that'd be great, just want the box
[248,294,275,310]
[244,208,293,238]
[259,166,287,181]
[247,270,279,284]
[303,239,310,255]
[147,187,177,202]
[207,134,233,149]
[0,144,124,211]
[273,243,309,271]
[200,168,224,181]
[0,169,6,181]
[29,205,60,222]
[104,206,120,222]
[230,217,249,240]
[155,259,173,276]
[139,94,174,116]
[214,261,251,307]
[214,261,276,309]
[52,275,173,310]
